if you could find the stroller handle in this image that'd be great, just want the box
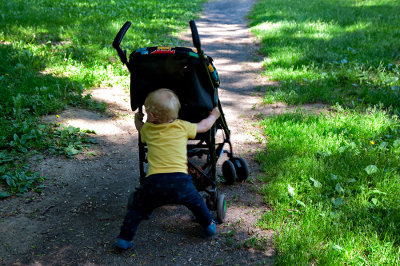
[189,20,202,51]
[112,21,131,65]
[112,21,131,49]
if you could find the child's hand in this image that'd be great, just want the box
[210,107,220,118]
[196,107,220,133]
[135,112,145,131]
[135,112,144,122]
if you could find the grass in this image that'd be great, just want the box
[249,0,400,108]
[0,0,205,197]
[249,0,400,264]
[255,107,400,264]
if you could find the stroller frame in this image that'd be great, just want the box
[113,21,248,223]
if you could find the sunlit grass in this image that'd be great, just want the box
[256,106,400,264]
[249,0,400,108]
[0,0,205,196]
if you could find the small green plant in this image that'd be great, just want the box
[244,236,269,250]
[0,124,97,197]
[47,124,97,158]
[1,167,45,197]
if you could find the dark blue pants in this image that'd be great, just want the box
[118,173,213,241]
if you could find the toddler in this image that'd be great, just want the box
[116,88,220,249]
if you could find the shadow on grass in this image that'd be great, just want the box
[0,0,201,67]
[249,0,400,109]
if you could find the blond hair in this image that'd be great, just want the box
[144,88,181,123]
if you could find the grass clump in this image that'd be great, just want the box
[0,0,205,196]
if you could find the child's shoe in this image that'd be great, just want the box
[115,238,133,250]
[204,220,216,237]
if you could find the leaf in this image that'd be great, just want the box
[332,244,344,252]
[296,200,306,208]
[288,184,295,197]
[82,129,96,134]
[310,177,322,188]
[332,197,345,208]
[317,150,331,157]
[379,142,388,150]
[0,192,10,198]
[393,139,400,148]
[364,165,378,175]
[335,183,344,194]
[66,145,79,155]
[371,198,378,205]
[370,189,386,195]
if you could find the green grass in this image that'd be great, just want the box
[0,0,205,197]
[249,0,400,264]
[256,107,400,264]
[249,0,400,108]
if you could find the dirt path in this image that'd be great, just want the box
[0,0,278,265]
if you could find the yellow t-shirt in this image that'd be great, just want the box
[140,119,197,176]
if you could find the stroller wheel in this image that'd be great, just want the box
[222,160,237,185]
[232,157,249,182]
[216,193,226,223]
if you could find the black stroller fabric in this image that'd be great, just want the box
[127,47,217,123]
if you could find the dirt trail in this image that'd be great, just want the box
[0,0,278,265]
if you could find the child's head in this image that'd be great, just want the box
[144,88,181,123]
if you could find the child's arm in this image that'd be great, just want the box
[135,112,144,132]
[197,107,220,133]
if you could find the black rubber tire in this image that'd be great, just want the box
[222,159,237,185]
[232,157,249,182]
[216,193,226,224]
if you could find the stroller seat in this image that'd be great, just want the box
[128,46,217,124]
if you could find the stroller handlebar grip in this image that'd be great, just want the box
[112,21,131,49]
[189,20,202,51]
[112,21,131,65]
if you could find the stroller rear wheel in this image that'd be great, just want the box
[232,157,249,182]
[222,160,237,185]
[216,193,226,223]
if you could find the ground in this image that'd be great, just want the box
[0,0,285,264]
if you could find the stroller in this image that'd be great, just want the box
[112,20,249,223]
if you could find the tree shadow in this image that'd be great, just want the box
[248,1,400,108]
